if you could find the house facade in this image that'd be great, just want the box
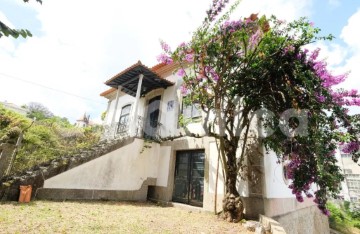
[336,148,360,204]
[0,101,28,116]
[41,61,329,233]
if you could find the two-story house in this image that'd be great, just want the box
[41,61,329,233]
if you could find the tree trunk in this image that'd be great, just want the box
[222,138,244,222]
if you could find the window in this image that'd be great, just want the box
[344,169,353,174]
[182,102,201,119]
[347,179,360,189]
[117,104,131,133]
[341,153,351,158]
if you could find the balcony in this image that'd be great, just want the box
[103,116,162,141]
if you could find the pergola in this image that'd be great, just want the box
[105,61,174,97]
[104,61,174,136]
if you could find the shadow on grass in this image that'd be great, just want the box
[0,199,172,208]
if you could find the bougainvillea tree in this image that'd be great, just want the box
[159,0,360,221]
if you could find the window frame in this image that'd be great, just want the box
[117,104,132,133]
[181,100,202,120]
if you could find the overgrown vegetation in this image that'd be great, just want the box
[159,0,360,220]
[0,104,101,174]
[327,201,360,233]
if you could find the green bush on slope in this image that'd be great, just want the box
[0,104,101,174]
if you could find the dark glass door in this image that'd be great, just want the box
[144,96,161,139]
[173,150,205,207]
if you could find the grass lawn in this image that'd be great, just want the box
[0,201,252,234]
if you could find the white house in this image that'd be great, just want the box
[0,101,28,116]
[335,147,360,203]
[42,61,329,233]
[75,113,91,128]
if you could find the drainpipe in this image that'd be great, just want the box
[131,74,144,137]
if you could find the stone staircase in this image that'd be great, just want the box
[0,137,135,201]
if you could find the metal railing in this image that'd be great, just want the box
[102,116,162,141]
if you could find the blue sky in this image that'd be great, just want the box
[0,0,359,122]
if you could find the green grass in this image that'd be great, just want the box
[0,201,251,234]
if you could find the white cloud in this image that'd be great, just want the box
[232,0,313,21]
[10,0,360,123]
[341,9,360,51]
[311,8,360,114]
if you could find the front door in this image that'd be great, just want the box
[144,96,161,139]
[173,150,205,207]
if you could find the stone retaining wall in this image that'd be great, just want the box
[273,205,330,234]
[0,137,135,201]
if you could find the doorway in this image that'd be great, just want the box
[144,96,161,139]
[173,150,205,207]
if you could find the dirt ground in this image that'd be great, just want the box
[0,201,253,234]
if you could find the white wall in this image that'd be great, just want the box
[263,148,294,198]
[157,146,171,187]
[208,142,225,195]
[44,139,171,191]
[104,93,135,126]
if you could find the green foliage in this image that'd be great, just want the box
[327,202,360,232]
[0,0,41,39]
[101,111,106,121]
[162,4,360,214]
[0,22,32,39]
[0,103,101,173]
[25,102,54,120]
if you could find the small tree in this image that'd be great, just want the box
[26,102,54,120]
[159,0,360,221]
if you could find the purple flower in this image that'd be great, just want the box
[342,141,360,154]
[322,209,331,217]
[178,42,186,48]
[317,95,326,103]
[177,68,186,77]
[156,53,173,64]
[180,84,189,95]
[309,48,320,61]
[249,29,262,50]
[160,40,171,53]
[204,66,219,82]
[185,53,194,63]
[283,45,295,54]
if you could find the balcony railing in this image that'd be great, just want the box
[102,116,162,141]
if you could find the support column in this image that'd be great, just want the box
[131,74,144,137]
[111,86,122,136]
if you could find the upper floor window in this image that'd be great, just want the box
[182,102,202,119]
[117,104,131,133]
[344,169,353,174]
[341,153,351,158]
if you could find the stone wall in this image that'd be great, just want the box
[273,205,330,234]
[0,137,135,201]
[0,143,16,179]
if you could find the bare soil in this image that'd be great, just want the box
[0,201,253,234]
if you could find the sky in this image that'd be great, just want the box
[0,0,359,123]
